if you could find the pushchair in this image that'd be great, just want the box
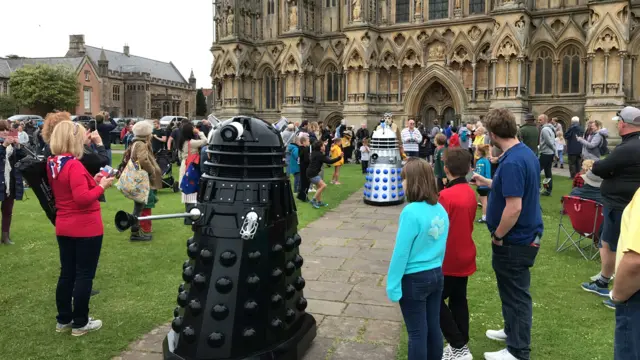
[155,149,179,193]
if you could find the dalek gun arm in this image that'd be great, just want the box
[114,208,203,232]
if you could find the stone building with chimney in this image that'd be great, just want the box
[210,0,640,143]
[66,35,197,119]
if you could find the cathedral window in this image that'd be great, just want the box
[396,0,410,23]
[534,48,553,94]
[325,0,336,7]
[268,0,275,14]
[265,70,277,109]
[112,85,120,101]
[326,65,340,102]
[561,46,581,94]
[469,0,485,14]
[429,0,448,20]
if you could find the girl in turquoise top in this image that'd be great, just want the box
[386,158,450,360]
[474,144,493,223]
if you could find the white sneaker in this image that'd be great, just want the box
[442,344,454,360]
[486,328,507,342]
[308,188,316,193]
[451,345,473,360]
[590,272,615,282]
[72,318,102,337]
[55,322,72,333]
[484,348,518,360]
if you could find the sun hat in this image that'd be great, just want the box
[581,170,603,188]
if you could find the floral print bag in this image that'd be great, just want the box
[116,143,150,204]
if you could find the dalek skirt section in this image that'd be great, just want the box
[164,117,317,360]
[363,127,405,206]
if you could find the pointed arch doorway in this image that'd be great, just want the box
[413,82,458,127]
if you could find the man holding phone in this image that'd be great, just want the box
[95,112,117,166]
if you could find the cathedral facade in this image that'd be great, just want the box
[210,0,640,143]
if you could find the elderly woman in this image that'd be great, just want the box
[47,121,115,336]
[179,121,207,207]
[126,121,162,241]
[0,120,27,245]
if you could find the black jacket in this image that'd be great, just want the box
[306,151,341,178]
[564,124,584,155]
[299,145,311,173]
[356,128,370,140]
[592,131,640,210]
[97,119,117,150]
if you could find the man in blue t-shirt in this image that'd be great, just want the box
[472,108,543,360]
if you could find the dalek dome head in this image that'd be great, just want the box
[211,116,283,148]
[205,116,287,181]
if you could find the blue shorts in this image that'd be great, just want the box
[310,176,322,185]
[601,207,623,251]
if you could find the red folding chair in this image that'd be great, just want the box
[556,196,604,260]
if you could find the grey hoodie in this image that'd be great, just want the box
[538,124,556,155]
[578,128,609,161]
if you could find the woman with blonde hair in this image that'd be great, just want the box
[0,120,27,245]
[47,121,115,336]
[121,120,163,241]
[308,121,320,143]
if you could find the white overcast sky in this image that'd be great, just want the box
[0,0,214,88]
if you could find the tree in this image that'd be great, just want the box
[196,88,208,116]
[9,64,79,115]
[0,95,18,119]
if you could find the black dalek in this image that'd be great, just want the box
[115,116,317,359]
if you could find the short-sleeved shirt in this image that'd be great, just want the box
[434,146,446,179]
[615,188,640,272]
[486,142,544,245]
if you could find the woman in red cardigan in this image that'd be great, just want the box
[47,121,115,337]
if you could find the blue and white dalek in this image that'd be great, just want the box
[363,123,405,206]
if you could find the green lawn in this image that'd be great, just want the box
[0,158,364,360]
[396,175,614,360]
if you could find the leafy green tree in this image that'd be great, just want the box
[0,95,18,119]
[196,88,208,116]
[9,64,79,115]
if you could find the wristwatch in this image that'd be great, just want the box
[609,291,625,305]
[491,231,504,242]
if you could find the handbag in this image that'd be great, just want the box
[116,143,150,204]
[180,141,201,195]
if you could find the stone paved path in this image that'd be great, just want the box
[114,190,404,360]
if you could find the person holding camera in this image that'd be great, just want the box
[0,120,27,245]
[95,112,117,166]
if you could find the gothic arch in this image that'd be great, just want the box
[324,111,344,129]
[345,48,365,69]
[319,58,340,73]
[588,26,624,53]
[492,33,520,59]
[544,106,578,129]
[557,39,586,57]
[448,32,475,61]
[404,64,469,117]
[530,41,557,59]
[379,51,398,70]
[256,63,276,78]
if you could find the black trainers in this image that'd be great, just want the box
[130,231,152,242]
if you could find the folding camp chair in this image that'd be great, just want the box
[556,196,604,260]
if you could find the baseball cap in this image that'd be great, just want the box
[613,106,640,125]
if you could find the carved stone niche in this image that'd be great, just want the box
[427,41,446,61]
[594,30,620,53]
[468,26,481,41]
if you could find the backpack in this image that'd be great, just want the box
[460,129,468,143]
[599,136,610,155]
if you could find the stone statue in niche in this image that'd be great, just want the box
[289,2,298,30]
[591,12,600,26]
[515,17,525,30]
[455,0,461,9]
[245,12,251,36]
[468,26,481,41]
[380,0,387,23]
[429,44,445,59]
[415,0,423,15]
[352,0,362,21]
[227,10,234,35]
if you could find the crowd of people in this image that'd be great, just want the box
[384,106,640,360]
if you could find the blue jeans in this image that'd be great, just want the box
[56,235,103,328]
[293,172,300,193]
[399,268,444,360]
[492,243,539,360]
[615,291,640,360]
[106,149,112,166]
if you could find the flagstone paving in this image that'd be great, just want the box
[114,190,405,360]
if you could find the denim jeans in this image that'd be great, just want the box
[492,243,539,360]
[293,172,300,193]
[399,268,444,360]
[106,149,112,166]
[615,291,640,360]
[56,235,103,328]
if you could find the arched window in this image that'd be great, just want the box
[264,70,277,109]
[429,0,448,19]
[561,46,581,94]
[268,0,274,14]
[534,48,553,94]
[326,65,340,102]
[396,0,410,23]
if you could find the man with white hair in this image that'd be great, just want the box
[564,116,584,178]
